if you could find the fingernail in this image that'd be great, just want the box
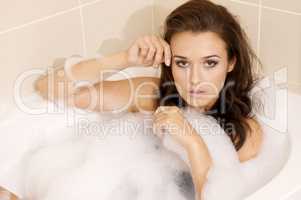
[166,60,171,66]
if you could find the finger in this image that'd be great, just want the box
[153,112,168,123]
[151,36,164,67]
[155,106,174,114]
[155,118,179,137]
[153,124,165,140]
[143,36,156,64]
[155,106,169,113]
[154,107,162,115]
[128,42,139,64]
[153,119,168,136]
[163,106,181,114]
[153,117,168,130]
[153,108,168,120]
[154,107,166,116]
[154,111,168,119]
[137,39,149,58]
[154,107,173,118]
[158,37,172,67]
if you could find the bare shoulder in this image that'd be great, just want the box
[237,118,263,163]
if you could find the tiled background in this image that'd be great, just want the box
[0,0,300,106]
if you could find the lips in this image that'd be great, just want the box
[189,89,206,94]
[188,88,207,98]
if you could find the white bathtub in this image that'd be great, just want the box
[107,67,301,199]
[0,64,297,199]
[246,91,301,200]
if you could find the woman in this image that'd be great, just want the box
[1,0,264,199]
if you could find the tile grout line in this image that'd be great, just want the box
[256,0,262,73]
[230,0,301,16]
[0,6,79,36]
[152,0,155,35]
[0,0,300,36]
[229,0,258,7]
[78,0,87,57]
[288,82,301,86]
[0,0,104,36]
[262,5,301,16]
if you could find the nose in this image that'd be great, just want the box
[190,65,202,85]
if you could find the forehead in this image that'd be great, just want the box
[170,31,227,58]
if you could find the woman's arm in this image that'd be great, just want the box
[34,35,170,103]
[186,133,213,200]
[153,106,213,200]
[65,51,130,83]
[188,118,262,199]
[34,50,130,101]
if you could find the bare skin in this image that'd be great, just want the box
[2,34,262,200]
[0,187,18,200]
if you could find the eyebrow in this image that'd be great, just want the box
[173,55,221,59]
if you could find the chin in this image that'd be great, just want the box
[186,99,209,108]
[185,96,216,110]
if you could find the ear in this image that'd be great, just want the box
[227,56,236,73]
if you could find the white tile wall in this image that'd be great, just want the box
[153,0,188,35]
[0,0,78,32]
[262,0,301,13]
[0,10,83,105]
[81,0,153,57]
[0,0,300,107]
[213,0,259,56]
[260,8,301,89]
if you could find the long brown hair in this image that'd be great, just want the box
[159,0,263,151]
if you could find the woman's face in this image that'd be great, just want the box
[170,31,236,111]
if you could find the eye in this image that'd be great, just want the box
[204,60,218,68]
[175,60,189,68]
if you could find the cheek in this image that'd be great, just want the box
[204,67,228,93]
[171,65,229,95]
[171,67,189,93]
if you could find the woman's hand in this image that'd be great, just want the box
[126,35,172,68]
[153,106,198,149]
[153,106,213,200]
